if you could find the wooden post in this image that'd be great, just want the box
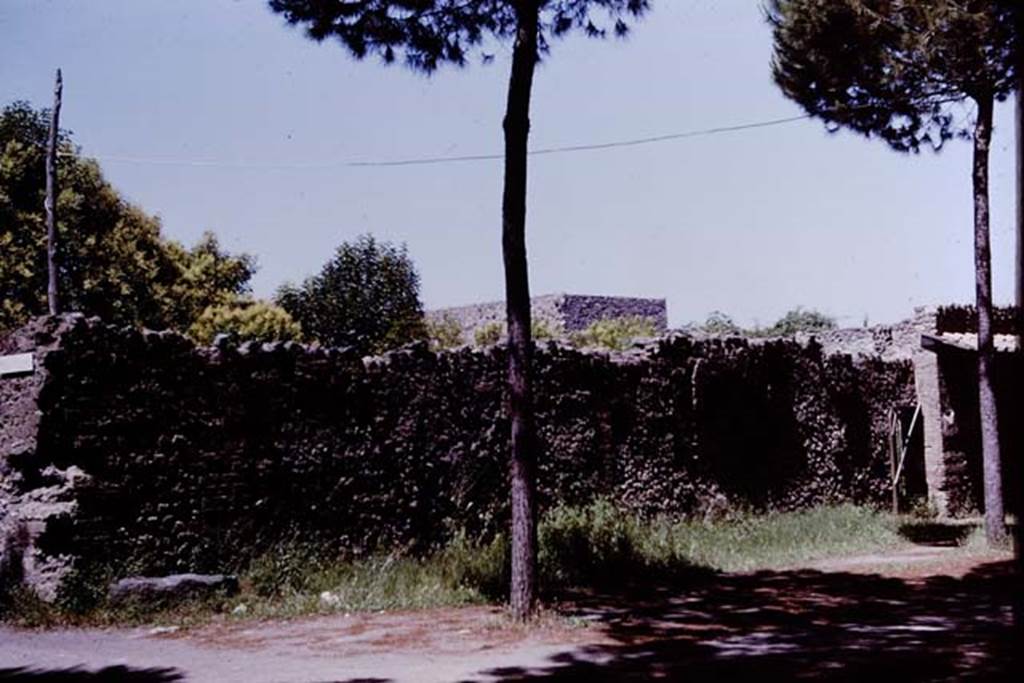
[45,68,62,316]
[891,412,900,514]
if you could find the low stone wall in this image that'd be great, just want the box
[1,315,914,602]
[794,310,933,362]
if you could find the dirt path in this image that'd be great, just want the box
[1,549,1017,682]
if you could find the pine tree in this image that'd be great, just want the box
[769,0,1018,545]
[267,0,651,618]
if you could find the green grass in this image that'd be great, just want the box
[537,500,917,578]
[0,503,984,628]
[641,504,908,572]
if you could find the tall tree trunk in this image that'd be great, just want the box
[502,1,539,622]
[1018,72,1024,315]
[45,68,63,316]
[1015,15,1024,634]
[972,93,1006,547]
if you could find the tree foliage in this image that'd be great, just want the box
[0,101,255,333]
[276,234,425,353]
[269,0,650,73]
[188,299,303,345]
[761,307,836,337]
[768,0,1018,152]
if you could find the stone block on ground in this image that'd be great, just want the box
[108,573,239,605]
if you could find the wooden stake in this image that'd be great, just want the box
[45,68,62,316]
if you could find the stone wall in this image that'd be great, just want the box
[935,349,1021,516]
[1,315,914,602]
[926,305,1021,516]
[427,293,668,343]
[0,317,84,600]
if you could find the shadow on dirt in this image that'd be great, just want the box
[458,560,1019,682]
[0,666,183,682]
[317,560,1018,682]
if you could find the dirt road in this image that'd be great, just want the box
[1,548,1017,682]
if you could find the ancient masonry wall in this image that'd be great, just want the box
[426,294,668,343]
[0,317,83,600]
[929,306,1021,516]
[1,315,915,601]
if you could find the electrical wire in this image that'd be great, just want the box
[65,114,812,170]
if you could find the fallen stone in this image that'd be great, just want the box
[109,573,239,605]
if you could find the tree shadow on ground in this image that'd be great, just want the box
[0,666,183,682]
[460,560,1019,682]
[898,520,977,547]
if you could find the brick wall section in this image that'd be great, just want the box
[1,316,913,601]
[427,293,668,342]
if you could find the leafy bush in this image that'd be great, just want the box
[699,311,741,336]
[696,308,836,338]
[276,234,425,354]
[474,322,504,347]
[188,299,302,345]
[425,313,464,350]
[569,316,657,351]
[539,499,647,588]
[473,319,558,347]
[438,531,509,600]
[532,319,557,341]
[758,307,836,337]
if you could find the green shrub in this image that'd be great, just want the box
[569,316,657,351]
[539,499,646,588]
[439,531,509,600]
[474,321,505,347]
[756,307,837,337]
[473,319,559,347]
[425,313,464,350]
[531,319,557,341]
[188,299,303,345]
[246,542,329,597]
[699,311,741,336]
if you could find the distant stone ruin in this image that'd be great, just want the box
[426,293,667,343]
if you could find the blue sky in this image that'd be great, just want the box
[1,0,1018,327]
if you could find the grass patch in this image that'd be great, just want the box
[1,503,977,628]
[540,501,910,576]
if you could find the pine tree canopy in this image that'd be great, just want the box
[768,0,1018,152]
[268,0,650,72]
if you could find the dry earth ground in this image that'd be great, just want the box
[0,545,1019,682]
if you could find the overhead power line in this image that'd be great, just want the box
[67,114,812,170]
